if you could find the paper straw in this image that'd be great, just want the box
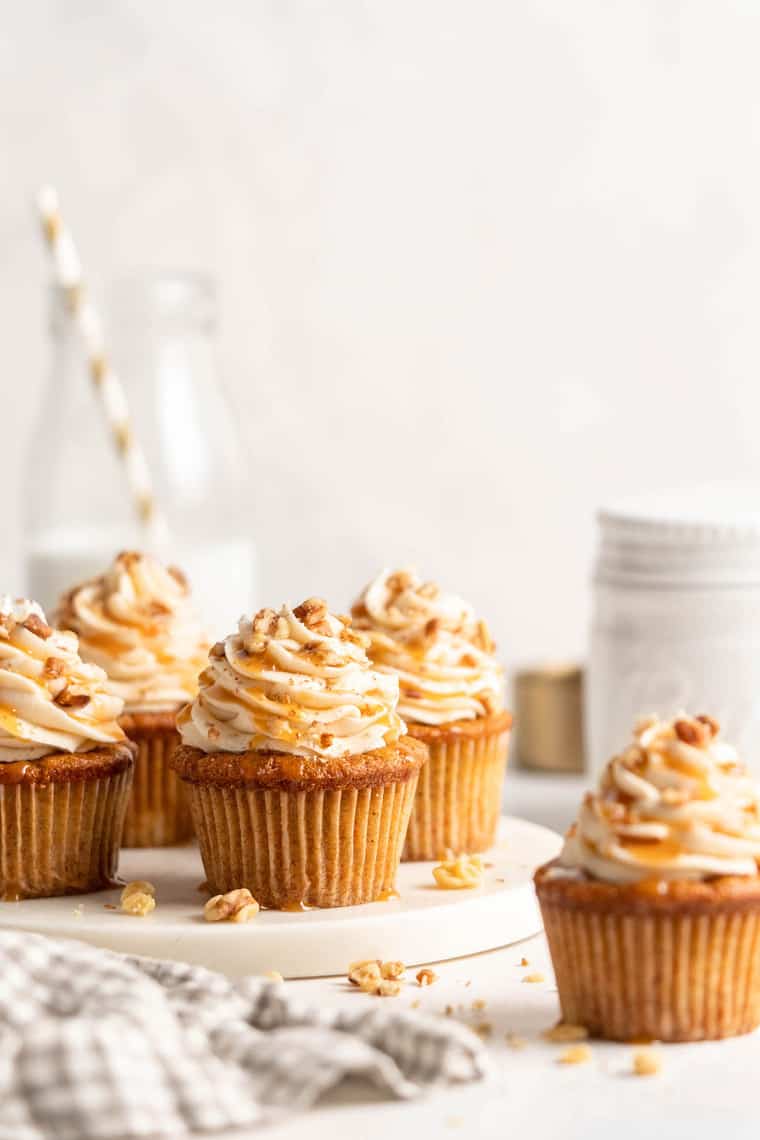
[36,186,170,549]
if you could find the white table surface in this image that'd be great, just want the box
[229,774,760,1139]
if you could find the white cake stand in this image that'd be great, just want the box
[0,816,560,978]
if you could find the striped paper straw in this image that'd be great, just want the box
[36,186,170,549]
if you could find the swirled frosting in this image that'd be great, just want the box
[57,552,209,714]
[558,714,760,883]
[351,569,504,725]
[0,596,126,762]
[178,597,405,759]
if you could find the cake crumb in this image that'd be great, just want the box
[523,972,545,984]
[505,1033,527,1050]
[633,1048,661,1076]
[416,968,438,987]
[557,1044,592,1066]
[542,1022,589,1043]
[473,1021,492,1039]
[471,998,487,1011]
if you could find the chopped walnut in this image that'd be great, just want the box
[696,714,720,737]
[473,1022,492,1039]
[348,959,405,995]
[542,1022,589,1043]
[43,657,65,680]
[632,1048,661,1076]
[522,972,545,984]
[386,570,415,594]
[471,998,487,1011]
[518,957,530,967]
[204,887,260,923]
[293,597,332,634]
[22,614,52,640]
[433,853,484,890]
[54,688,90,710]
[558,1044,592,1065]
[674,717,708,747]
[120,880,156,917]
[416,968,438,987]
[505,1033,527,1050]
[264,970,284,982]
[252,608,289,638]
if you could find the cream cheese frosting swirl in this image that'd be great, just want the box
[57,552,209,714]
[351,568,504,725]
[0,596,126,762]
[178,596,405,760]
[558,714,760,883]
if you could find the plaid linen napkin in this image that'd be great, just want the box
[0,930,487,1139]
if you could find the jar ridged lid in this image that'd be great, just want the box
[596,485,760,587]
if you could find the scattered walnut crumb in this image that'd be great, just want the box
[43,656,65,680]
[557,1044,592,1066]
[348,959,405,995]
[204,887,259,923]
[444,1004,454,1016]
[263,971,283,983]
[523,972,545,984]
[473,1022,492,1039]
[505,1033,527,1050]
[674,717,708,747]
[120,880,156,917]
[519,957,530,967]
[632,1048,661,1076]
[416,968,438,987]
[410,999,421,1009]
[54,688,90,709]
[542,1022,589,1044]
[433,852,484,890]
[471,998,487,1011]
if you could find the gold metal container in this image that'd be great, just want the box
[513,664,584,773]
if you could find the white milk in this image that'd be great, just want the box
[25,527,257,637]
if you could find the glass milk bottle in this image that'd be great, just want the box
[24,273,257,634]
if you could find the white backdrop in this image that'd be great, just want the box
[3,1,760,668]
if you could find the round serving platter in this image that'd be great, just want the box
[0,815,561,978]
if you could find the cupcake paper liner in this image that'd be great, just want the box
[0,765,132,900]
[538,893,760,1042]
[188,776,419,909]
[121,728,194,848]
[403,721,510,861]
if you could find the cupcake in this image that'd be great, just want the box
[57,552,208,847]
[172,597,426,908]
[0,596,133,898]
[352,569,511,860]
[535,713,760,1042]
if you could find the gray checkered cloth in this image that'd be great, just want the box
[0,931,488,1139]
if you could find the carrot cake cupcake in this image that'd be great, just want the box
[0,596,133,898]
[535,713,760,1041]
[57,552,208,847]
[172,597,426,908]
[352,569,511,860]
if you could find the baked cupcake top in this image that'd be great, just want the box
[0,596,126,762]
[558,713,760,883]
[57,551,208,715]
[177,596,405,760]
[351,568,504,725]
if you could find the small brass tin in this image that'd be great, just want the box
[513,664,584,773]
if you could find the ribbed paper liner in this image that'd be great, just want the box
[188,775,419,909]
[0,767,132,900]
[539,898,760,1041]
[403,726,510,860]
[121,729,193,848]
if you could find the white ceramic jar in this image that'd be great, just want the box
[587,490,760,778]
